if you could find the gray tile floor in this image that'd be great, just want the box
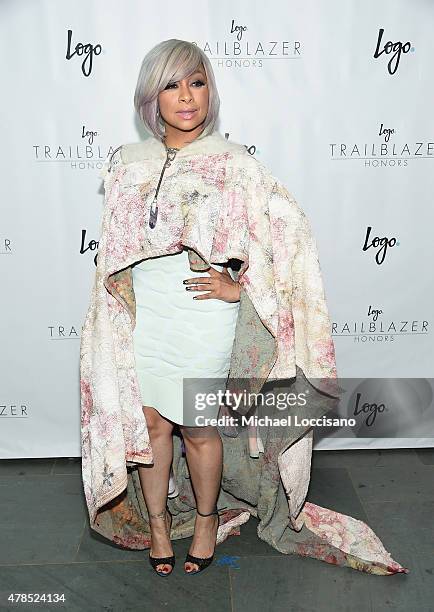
[0,449,432,612]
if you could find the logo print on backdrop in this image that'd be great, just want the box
[378,123,394,142]
[33,125,119,171]
[196,20,301,67]
[224,132,257,156]
[362,226,398,265]
[82,126,98,145]
[314,378,434,441]
[230,20,247,41]
[367,305,382,322]
[65,29,102,77]
[0,405,28,418]
[80,229,99,266]
[0,238,12,254]
[373,28,414,75]
[332,305,429,341]
[48,325,79,339]
[353,392,387,427]
[349,379,434,438]
[330,122,431,165]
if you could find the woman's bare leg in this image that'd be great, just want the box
[138,406,174,574]
[180,424,223,572]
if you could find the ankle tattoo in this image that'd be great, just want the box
[149,509,166,520]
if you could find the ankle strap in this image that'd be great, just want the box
[196,505,227,517]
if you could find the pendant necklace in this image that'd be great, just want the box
[149,141,180,229]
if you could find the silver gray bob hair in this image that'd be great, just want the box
[134,39,220,141]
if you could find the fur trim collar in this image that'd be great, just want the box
[120,130,246,163]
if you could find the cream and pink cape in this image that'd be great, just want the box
[79,130,408,575]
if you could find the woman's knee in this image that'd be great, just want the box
[181,425,220,446]
[142,406,174,437]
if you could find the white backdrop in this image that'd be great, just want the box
[1,0,433,458]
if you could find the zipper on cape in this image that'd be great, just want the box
[149,146,179,228]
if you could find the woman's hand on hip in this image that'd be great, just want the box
[182,267,240,303]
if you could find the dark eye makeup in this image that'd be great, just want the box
[164,79,206,90]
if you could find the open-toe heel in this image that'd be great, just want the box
[184,505,221,575]
[148,509,175,577]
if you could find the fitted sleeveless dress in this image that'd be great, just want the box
[131,248,240,427]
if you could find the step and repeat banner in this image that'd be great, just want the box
[1,0,433,458]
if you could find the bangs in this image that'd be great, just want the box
[159,45,205,88]
[134,39,220,141]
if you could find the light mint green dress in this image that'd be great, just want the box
[132,248,240,427]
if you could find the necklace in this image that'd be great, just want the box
[162,135,180,152]
[148,141,180,228]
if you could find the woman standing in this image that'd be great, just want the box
[80,39,407,579]
[130,41,242,576]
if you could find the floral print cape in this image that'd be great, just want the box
[79,130,408,575]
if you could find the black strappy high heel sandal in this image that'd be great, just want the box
[184,505,220,575]
[148,509,175,577]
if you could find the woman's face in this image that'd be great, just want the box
[158,65,209,142]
